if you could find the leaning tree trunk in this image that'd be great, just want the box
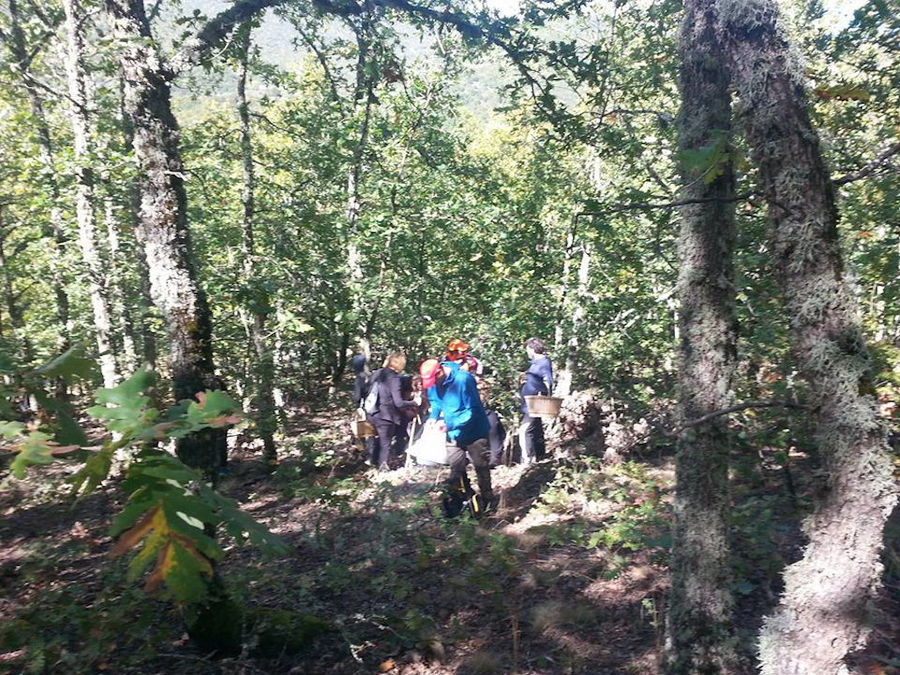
[717,1,899,672]
[666,0,741,671]
[106,0,225,472]
[236,23,277,465]
[63,0,120,389]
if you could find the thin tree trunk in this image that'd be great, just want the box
[0,210,34,363]
[63,0,120,389]
[106,0,225,473]
[5,0,72,354]
[236,23,277,464]
[104,199,139,373]
[665,0,740,670]
[556,240,590,398]
[718,1,899,671]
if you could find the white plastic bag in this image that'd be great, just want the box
[409,422,449,466]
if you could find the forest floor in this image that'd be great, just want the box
[1,398,897,674]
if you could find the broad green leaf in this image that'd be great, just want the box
[69,446,114,496]
[10,432,59,478]
[0,421,24,439]
[34,347,96,380]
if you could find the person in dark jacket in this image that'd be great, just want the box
[420,358,494,513]
[351,354,369,409]
[368,352,418,471]
[478,379,508,467]
[518,337,553,464]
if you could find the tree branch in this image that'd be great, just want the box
[169,0,287,75]
[579,191,756,218]
[673,399,807,434]
[833,141,900,186]
[293,23,344,109]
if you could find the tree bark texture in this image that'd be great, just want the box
[104,199,139,373]
[237,23,277,464]
[118,74,158,371]
[0,210,34,363]
[106,0,224,471]
[716,1,899,672]
[5,0,72,354]
[667,0,741,671]
[63,0,120,389]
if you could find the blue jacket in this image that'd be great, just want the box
[521,355,554,413]
[427,365,489,446]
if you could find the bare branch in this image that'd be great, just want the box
[169,0,288,75]
[833,141,900,186]
[579,191,756,217]
[293,23,344,109]
[671,399,807,435]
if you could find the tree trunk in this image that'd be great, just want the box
[666,0,741,671]
[236,23,277,465]
[5,0,72,355]
[717,1,899,672]
[106,0,225,472]
[557,240,590,398]
[63,0,120,389]
[117,75,159,371]
[0,210,34,363]
[104,199,139,373]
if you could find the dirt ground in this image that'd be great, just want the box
[0,402,896,674]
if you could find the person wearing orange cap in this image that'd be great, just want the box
[443,338,483,378]
[419,357,494,515]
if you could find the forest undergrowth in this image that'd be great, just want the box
[1,395,897,674]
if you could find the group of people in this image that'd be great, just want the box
[352,337,554,515]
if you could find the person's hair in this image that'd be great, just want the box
[383,352,407,372]
[525,337,545,354]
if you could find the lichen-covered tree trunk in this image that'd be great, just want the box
[103,199,139,373]
[106,0,225,472]
[117,75,158,371]
[63,0,120,389]
[236,23,277,465]
[717,1,899,671]
[666,0,740,671]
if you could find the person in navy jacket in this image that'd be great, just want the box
[368,352,418,470]
[519,337,553,463]
[420,358,494,510]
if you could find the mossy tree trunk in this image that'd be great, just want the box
[63,0,120,389]
[106,0,225,472]
[717,0,899,671]
[666,0,741,671]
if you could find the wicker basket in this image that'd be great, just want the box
[352,413,376,438]
[525,395,563,419]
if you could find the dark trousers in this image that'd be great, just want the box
[447,437,493,498]
[371,418,407,468]
[518,414,545,464]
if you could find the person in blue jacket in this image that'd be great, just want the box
[519,337,554,464]
[419,357,494,512]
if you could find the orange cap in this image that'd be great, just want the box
[446,338,470,353]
